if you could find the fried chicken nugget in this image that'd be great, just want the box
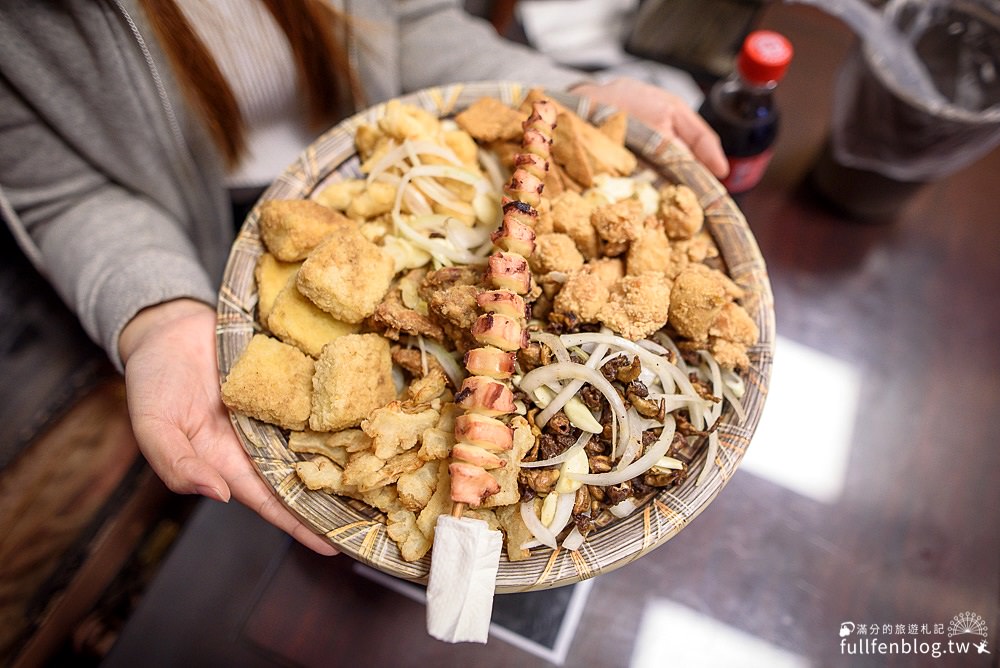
[221,334,314,431]
[598,272,673,341]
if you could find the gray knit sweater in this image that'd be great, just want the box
[0,0,582,371]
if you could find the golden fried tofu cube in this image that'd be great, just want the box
[255,253,300,324]
[221,334,314,430]
[267,273,359,357]
[310,333,396,431]
[257,199,354,262]
[297,231,395,324]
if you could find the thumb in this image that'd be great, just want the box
[135,420,232,503]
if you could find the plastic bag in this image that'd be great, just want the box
[792,0,1000,182]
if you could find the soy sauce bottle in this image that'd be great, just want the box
[699,30,793,194]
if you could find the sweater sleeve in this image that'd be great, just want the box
[394,0,590,93]
[0,78,217,374]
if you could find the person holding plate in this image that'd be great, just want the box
[0,0,727,555]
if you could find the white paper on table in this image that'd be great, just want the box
[426,514,503,644]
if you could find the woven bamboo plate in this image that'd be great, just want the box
[216,81,775,593]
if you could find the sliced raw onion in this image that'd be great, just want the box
[532,343,609,429]
[520,499,558,550]
[569,415,676,486]
[561,526,586,551]
[418,338,465,387]
[518,360,629,455]
[529,331,571,364]
[609,498,638,518]
[696,431,720,486]
[548,492,576,539]
[722,384,747,423]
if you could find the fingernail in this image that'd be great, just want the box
[196,485,229,503]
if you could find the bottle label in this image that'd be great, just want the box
[723,150,774,194]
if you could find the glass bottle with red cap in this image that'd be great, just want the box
[699,30,794,194]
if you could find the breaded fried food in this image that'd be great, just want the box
[550,191,601,259]
[310,333,395,431]
[708,302,760,369]
[598,272,672,341]
[530,233,585,275]
[345,180,396,221]
[343,450,423,493]
[288,430,351,466]
[552,266,610,325]
[496,502,534,562]
[591,198,645,256]
[453,97,526,143]
[362,401,441,459]
[258,199,353,262]
[254,253,300,323]
[267,273,359,357]
[598,110,628,145]
[658,183,704,240]
[387,508,433,562]
[626,225,672,276]
[221,334,314,430]
[294,455,358,497]
[297,229,395,324]
[396,460,441,512]
[668,265,735,341]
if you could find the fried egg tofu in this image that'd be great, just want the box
[296,230,395,324]
[258,199,354,262]
[310,333,395,431]
[221,334,314,430]
[267,273,358,357]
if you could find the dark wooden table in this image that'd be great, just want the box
[103,6,1000,667]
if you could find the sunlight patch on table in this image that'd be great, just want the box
[630,598,810,668]
[741,335,860,504]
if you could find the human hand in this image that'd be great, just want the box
[571,78,729,179]
[119,299,338,556]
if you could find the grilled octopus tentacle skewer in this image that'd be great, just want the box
[449,99,558,511]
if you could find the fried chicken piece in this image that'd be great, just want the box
[598,272,672,340]
[625,225,672,276]
[530,233,585,275]
[708,302,759,370]
[346,180,397,221]
[587,257,625,288]
[370,279,445,342]
[658,183,704,240]
[419,266,484,352]
[667,265,739,342]
[310,333,396,431]
[552,267,610,325]
[591,198,645,256]
[297,226,395,324]
[257,199,352,262]
[221,334,314,431]
[550,191,600,259]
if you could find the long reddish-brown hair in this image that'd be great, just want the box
[139,0,361,168]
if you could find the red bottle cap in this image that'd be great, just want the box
[737,30,793,85]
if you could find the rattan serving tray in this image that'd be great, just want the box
[216,81,774,593]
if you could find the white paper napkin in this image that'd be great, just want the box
[426,515,503,643]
